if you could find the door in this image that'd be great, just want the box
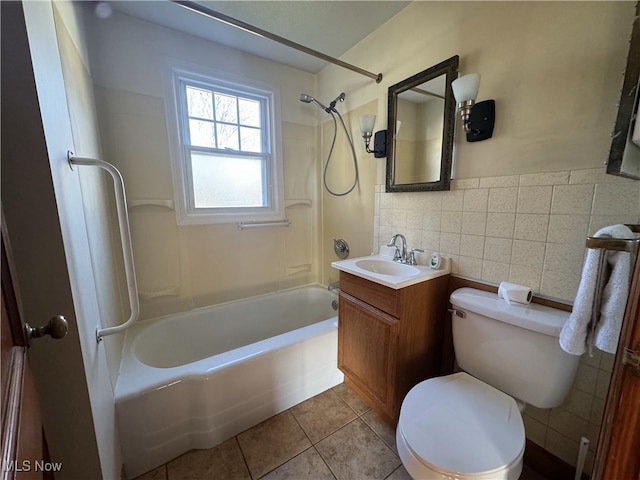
[592,251,640,479]
[1,216,54,480]
[2,2,119,478]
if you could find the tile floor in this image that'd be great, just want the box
[135,383,548,480]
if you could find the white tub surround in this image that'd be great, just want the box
[115,285,342,479]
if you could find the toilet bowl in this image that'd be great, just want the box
[396,288,579,479]
[397,372,524,480]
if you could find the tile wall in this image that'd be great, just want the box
[373,167,640,472]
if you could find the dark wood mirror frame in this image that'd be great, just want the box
[607,2,640,180]
[386,55,458,192]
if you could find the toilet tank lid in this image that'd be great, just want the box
[450,287,570,337]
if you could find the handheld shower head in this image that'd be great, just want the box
[299,93,328,111]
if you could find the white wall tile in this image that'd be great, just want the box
[573,363,598,396]
[511,239,545,268]
[422,211,442,232]
[551,184,594,215]
[421,230,441,253]
[423,192,443,211]
[544,243,585,274]
[519,171,570,186]
[509,265,542,291]
[488,187,518,213]
[540,269,580,301]
[479,175,520,188]
[517,186,553,214]
[458,255,483,278]
[460,234,485,258]
[463,188,489,212]
[440,211,462,233]
[592,183,640,216]
[441,190,464,211]
[514,213,550,241]
[461,212,487,235]
[406,210,423,230]
[485,212,516,238]
[380,192,393,209]
[523,415,547,447]
[451,178,479,190]
[589,214,640,234]
[481,260,510,283]
[547,214,590,245]
[570,168,637,184]
[545,429,579,466]
[484,237,513,262]
[439,232,460,255]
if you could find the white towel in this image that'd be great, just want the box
[559,224,633,355]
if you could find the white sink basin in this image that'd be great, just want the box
[332,255,450,289]
[354,259,420,276]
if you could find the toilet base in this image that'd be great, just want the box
[396,424,523,480]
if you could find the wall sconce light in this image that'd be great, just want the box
[358,115,386,158]
[451,73,495,142]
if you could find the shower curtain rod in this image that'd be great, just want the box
[172,0,383,83]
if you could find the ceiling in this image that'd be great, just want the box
[104,1,410,73]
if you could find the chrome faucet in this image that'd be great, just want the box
[388,234,408,263]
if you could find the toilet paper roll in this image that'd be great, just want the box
[498,281,532,306]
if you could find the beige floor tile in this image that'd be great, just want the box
[166,438,250,480]
[237,411,312,479]
[134,465,167,480]
[361,410,398,455]
[315,418,400,480]
[385,466,412,480]
[291,389,358,443]
[260,447,336,480]
[332,383,371,415]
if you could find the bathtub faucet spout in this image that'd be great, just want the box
[328,281,340,293]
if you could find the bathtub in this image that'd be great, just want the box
[114,284,343,479]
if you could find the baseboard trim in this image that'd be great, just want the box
[524,439,589,480]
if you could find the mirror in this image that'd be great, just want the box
[386,55,458,192]
[607,3,640,180]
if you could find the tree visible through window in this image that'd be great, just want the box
[183,83,268,209]
[168,69,283,225]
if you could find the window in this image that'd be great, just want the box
[167,67,283,225]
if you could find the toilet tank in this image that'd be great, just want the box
[449,288,580,409]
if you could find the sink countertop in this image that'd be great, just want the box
[331,254,450,290]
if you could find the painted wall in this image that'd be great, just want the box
[84,10,322,335]
[318,1,639,473]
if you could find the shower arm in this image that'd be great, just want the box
[68,153,140,343]
[172,0,383,84]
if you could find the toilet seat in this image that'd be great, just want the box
[398,372,525,478]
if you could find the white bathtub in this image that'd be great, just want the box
[114,284,343,479]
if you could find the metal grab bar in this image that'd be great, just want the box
[68,153,140,342]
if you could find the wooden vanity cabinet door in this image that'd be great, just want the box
[337,291,399,420]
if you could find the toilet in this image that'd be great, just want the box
[396,287,580,480]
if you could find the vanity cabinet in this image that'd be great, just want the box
[337,271,450,426]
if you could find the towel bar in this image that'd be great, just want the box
[585,224,640,253]
[585,237,640,254]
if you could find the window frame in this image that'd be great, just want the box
[166,65,284,225]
